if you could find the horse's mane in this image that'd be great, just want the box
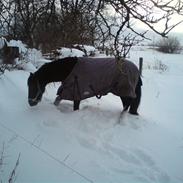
[35,57,78,76]
[33,57,78,85]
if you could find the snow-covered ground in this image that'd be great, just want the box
[0,47,183,183]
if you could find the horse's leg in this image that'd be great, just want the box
[54,95,62,106]
[120,96,131,111]
[129,77,142,115]
[54,84,63,106]
[73,100,80,110]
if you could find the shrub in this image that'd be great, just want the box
[156,36,182,54]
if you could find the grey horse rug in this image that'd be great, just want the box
[57,57,140,101]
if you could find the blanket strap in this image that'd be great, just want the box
[89,84,102,99]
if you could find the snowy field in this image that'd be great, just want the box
[0,46,183,183]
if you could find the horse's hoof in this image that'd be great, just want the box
[123,106,129,111]
[129,110,139,115]
[54,101,59,106]
[54,96,61,106]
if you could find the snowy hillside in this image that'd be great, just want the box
[0,47,183,183]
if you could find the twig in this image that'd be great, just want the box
[8,153,21,183]
[63,153,71,162]
[0,142,5,171]
[0,121,93,183]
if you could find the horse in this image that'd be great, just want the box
[27,57,142,115]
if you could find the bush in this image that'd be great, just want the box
[146,59,168,73]
[156,36,182,54]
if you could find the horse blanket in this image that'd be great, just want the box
[57,57,140,101]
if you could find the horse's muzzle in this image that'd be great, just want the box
[28,99,38,106]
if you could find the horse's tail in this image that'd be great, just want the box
[138,76,143,86]
[136,76,142,104]
[128,76,142,115]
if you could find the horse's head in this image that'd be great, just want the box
[27,73,45,106]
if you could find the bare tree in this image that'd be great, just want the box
[57,0,101,46]
[97,0,183,58]
[14,0,57,47]
[0,0,183,57]
[0,0,56,47]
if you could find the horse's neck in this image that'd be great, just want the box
[37,60,75,85]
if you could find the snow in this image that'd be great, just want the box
[5,39,49,69]
[82,45,95,52]
[0,46,183,183]
[73,45,96,56]
[56,47,85,58]
[8,40,28,54]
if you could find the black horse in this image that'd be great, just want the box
[27,57,142,115]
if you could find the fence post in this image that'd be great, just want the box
[139,57,143,75]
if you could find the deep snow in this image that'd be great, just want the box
[0,47,183,183]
